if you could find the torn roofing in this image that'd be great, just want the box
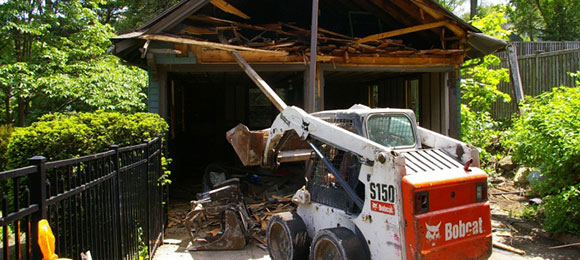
[112,0,506,62]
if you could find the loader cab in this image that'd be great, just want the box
[306,105,421,215]
[312,104,421,151]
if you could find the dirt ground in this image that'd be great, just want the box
[153,179,580,260]
[488,178,580,260]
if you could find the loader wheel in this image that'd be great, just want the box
[310,227,367,260]
[267,211,310,260]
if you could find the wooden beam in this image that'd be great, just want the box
[178,25,217,35]
[507,44,525,105]
[217,32,287,112]
[140,34,288,55]
[366,0,421,27]
[410,0,465,37]
[195,49,464,66]
[355,21,448,45]
[307,0,320,113]
[209,0,250,19]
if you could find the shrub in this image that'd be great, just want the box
[6,111,168,169]
[460,105,502,173]
[506,86,580,196]
[542,184,580,234]
[0,124,14,171]
[505,86,580,235]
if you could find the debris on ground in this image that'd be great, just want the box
[493,241,526,255]
[174,164,302,252]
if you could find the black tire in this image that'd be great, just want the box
[310,227,368,260]
[267,211,310,260]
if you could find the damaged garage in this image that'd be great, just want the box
[111,0,504,193]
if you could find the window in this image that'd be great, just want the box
[367,114,416,148]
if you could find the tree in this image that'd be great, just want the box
[93,0,181,33]
[435,0,466,12]
[0,1,147,126]
[460,7,511,168]
[508,0,580,40]
[470,0,478,18]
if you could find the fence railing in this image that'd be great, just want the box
[0,137,165,260]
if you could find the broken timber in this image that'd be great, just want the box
[140,34,288,55]
[209,0,250,19]
[217,32,287,111]
[355,21,448,45]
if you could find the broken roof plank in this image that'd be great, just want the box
[195,49,463,65]
[210,0,250,19]
[410,0,465,37]
[140,34,288,55]
[355,21,448,45]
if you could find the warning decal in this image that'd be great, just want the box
[371,200,395,215]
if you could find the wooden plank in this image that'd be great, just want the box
[210,0,250,19]
[507,44,525,104]
[409,0,465,37]
[367,0,421,28]
[195,49,464,66]
[308,0,320,113]
[178,25,217,35]
[217,33,287,112]
[355,21,448,45]
[140,34,288,55]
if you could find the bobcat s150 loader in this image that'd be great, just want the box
[224,48,492,260]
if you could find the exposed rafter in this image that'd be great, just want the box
[355,21,448,45]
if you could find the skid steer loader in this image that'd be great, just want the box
[223,47,491,260]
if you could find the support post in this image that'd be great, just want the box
[29,156,47,259]
[507,44,525,106]
[306,0,320,113]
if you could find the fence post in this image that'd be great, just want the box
[143,139,151,258]
[112,145,125,259]
[29,156,47,259]
[158,134,167,231]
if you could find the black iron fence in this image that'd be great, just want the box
[0,137,165,260]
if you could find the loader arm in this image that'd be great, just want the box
[262,105,388,168]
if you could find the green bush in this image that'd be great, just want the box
[0,124,14,171]
[505,86,580,235]
[460,105,503,173]
[6,111,168,169]
[542,185,580,234]
[507,86,580,195]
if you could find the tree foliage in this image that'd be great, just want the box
[0,0,147,126]
[461,8,511,112]
[435,0,466,12]
[460,7,511,171]
[508,0,580,40]
[93,0,181,33]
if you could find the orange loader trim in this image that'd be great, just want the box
[402,170,492,260]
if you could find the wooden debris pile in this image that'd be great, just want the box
[143,14,464,58]
[247,194,296,248]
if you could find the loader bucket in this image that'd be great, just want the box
[226,124,312,167]
[226,124,268,166]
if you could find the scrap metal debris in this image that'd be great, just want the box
[182,175,297,251]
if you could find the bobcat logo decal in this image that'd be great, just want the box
[425,222,441,246]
